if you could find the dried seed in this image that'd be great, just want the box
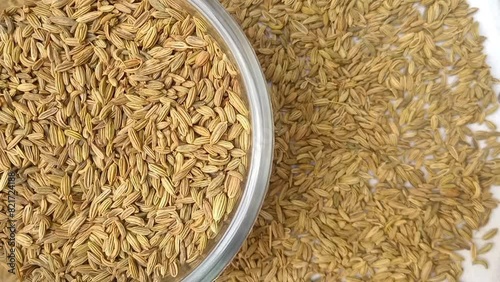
[482,228,498,240]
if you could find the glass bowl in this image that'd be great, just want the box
[0,0,274,281]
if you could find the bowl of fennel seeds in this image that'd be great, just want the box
[0,0,273,281]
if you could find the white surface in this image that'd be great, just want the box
[461,1,500,281]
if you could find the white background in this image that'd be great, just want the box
[461,1,500,281]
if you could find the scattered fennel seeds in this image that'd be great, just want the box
[472,259,489,269]
[0,0,251,281]
[219,0,500,281]
[482,228,498,240]
[477,243,494,255]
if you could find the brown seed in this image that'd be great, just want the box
[210,121,228,144]
[482,228,498,240]
[477,243,494,255]
[212,193,228,221]
[16,83,37,92]
[76,11,103,23]
[195,51,210,66]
